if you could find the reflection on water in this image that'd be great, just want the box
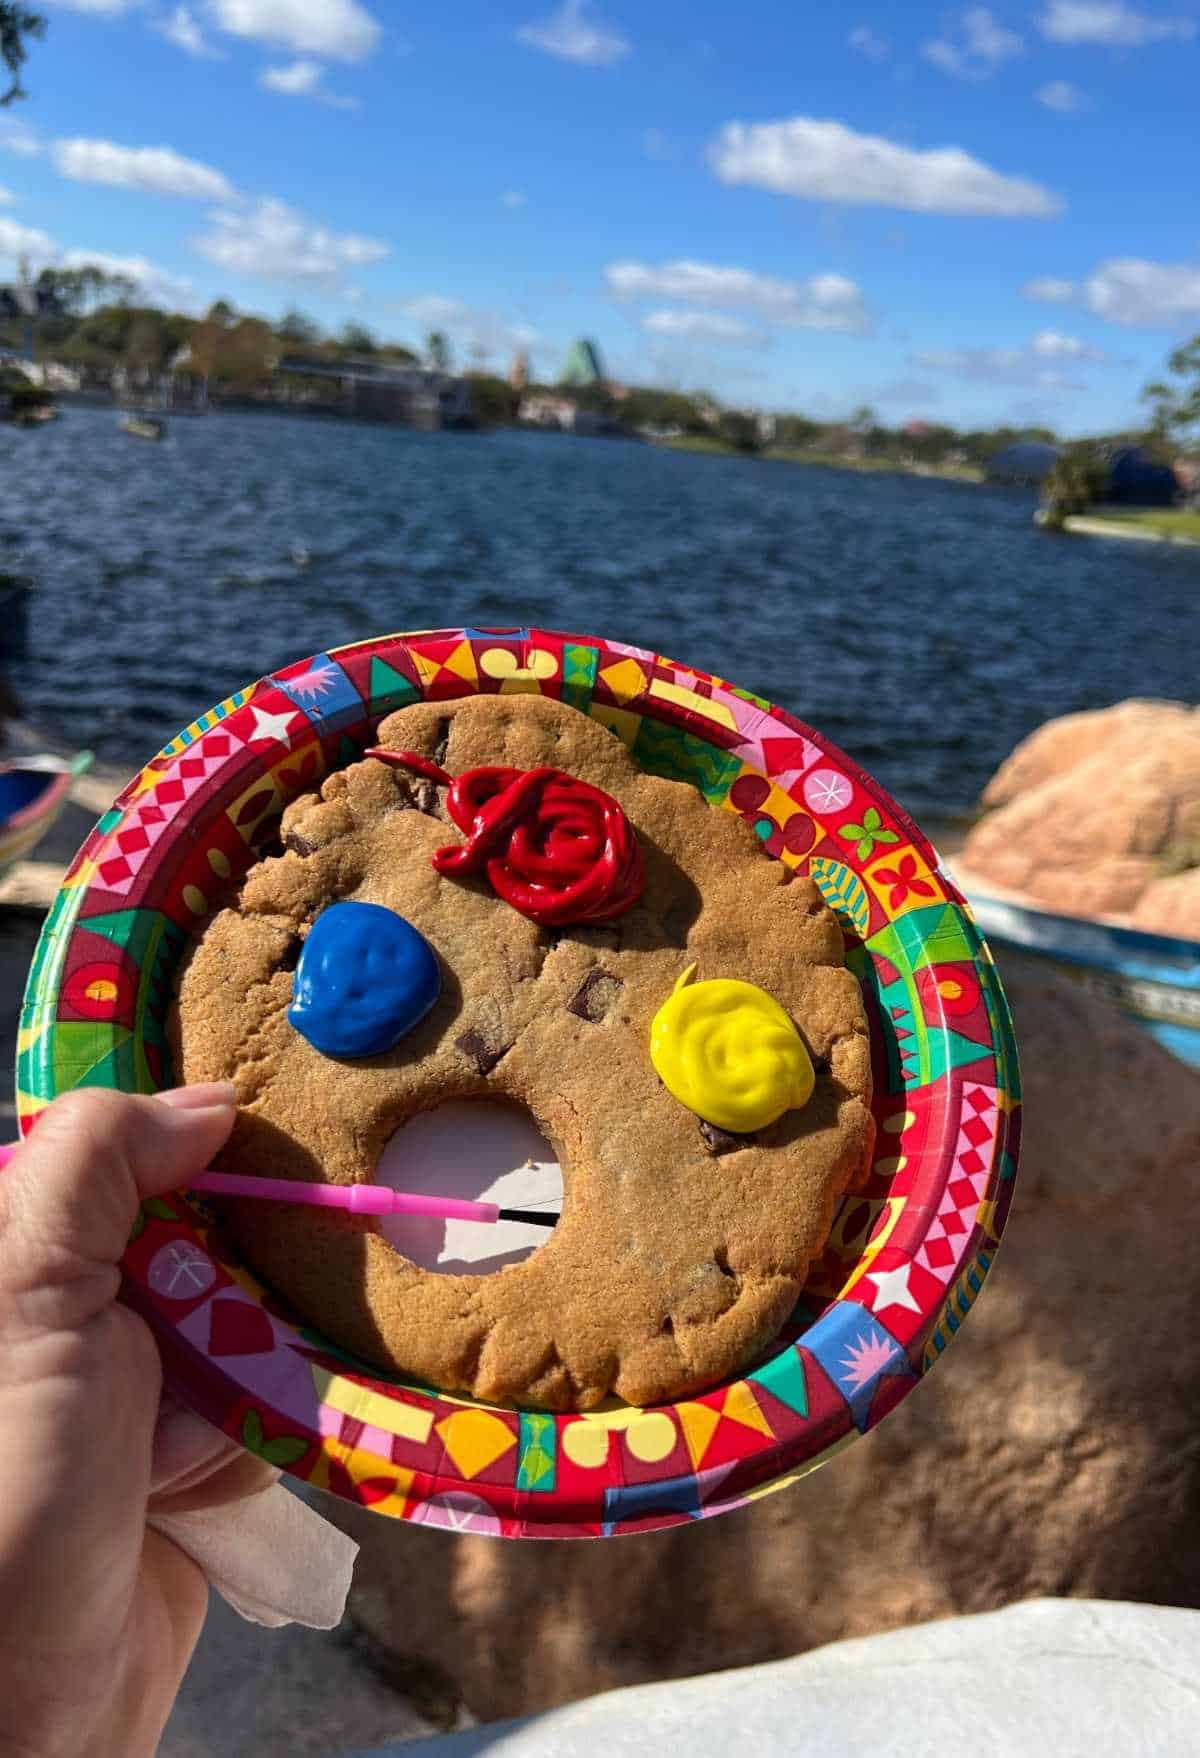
[2,407,1196,815]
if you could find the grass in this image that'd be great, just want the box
[1081,506,1200,542]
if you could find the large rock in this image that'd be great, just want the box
[339,957,1200,1723]
[962,700,1200,930]
[1132,868,1200,941]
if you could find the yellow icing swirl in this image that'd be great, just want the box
[649,964,815,1133]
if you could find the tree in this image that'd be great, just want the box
[206,299,236,326]
[1141,334,1200,446]
[277,308,322,347]
[1041,444,1107,530]
[0,4,44,106]
[717,408,760,453]
[33,263,135,319]
[338,320,376,354]
[426,330,451,373]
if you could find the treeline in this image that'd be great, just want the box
[0,267,428,390]
[2,265,1070,461]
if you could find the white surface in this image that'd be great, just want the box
[345,1599,1200,1757]
[374,1100,562,1275]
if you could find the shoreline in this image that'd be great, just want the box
[1057,512,1200,549]
[655,435,985,484]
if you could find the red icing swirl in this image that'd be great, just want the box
[366,748,644,926]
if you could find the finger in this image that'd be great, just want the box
[155,1081,238,1113]
[0,1088,235,1332]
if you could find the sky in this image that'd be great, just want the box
[2,0,1200,434]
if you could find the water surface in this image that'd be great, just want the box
[2,409,1195,816]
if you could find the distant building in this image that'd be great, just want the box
[272,354,471,427]
[520,391,577,430]
[561,337,605,387]
[986,440,1060,485]
[509,348,530,392]
[1104,447,1178,508]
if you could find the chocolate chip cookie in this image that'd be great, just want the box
[170,693,874,1410]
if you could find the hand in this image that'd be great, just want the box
[0,1084,270,1758]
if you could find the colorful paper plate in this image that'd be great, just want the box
[19,628,1020,1538]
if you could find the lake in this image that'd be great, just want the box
[2,407,1196,817]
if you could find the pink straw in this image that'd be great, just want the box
[188,1169,501,1222]
[0,1140,556,1226]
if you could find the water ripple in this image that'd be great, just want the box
[1,409,1196,816]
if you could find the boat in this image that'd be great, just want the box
[12,403,58,427]
[946,858,1200,1069]
[0,751,93,885]
[118,414,166,441]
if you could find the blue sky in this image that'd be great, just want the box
[2,0,1200,433]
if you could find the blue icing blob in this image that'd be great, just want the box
[287,901,441,1058]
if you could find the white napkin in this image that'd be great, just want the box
[147,1398,359,1629]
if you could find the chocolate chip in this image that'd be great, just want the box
[699,1120,752,1157]
[278,935,302,974]
[566,969,623,1023]
[456,1029,513,1076]
[284,829,316,856]
[415,779,440,816]
[432,720,450,767]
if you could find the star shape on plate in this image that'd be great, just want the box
[865,1261,922,1315]
[249,706,298,744]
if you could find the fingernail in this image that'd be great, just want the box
[155,1081,237,1111]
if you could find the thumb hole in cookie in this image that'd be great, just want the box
[374,1100,562,1277]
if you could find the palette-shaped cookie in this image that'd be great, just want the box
[170,694,875,1412]
[21,629,1020,1537]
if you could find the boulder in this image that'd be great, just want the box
[1131,869,1200,941]
[339,957,1200,1724]
[962,701,1200,930]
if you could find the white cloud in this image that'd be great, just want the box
[1031,327,1108,358]
[1084,258,1200,325]
[60,247,195,307]
[873,376,942,406]
[606,257,871,333]
[259,60,360,106]
[0,214,195,308]
[396,294,544,365]
[0,118,42,158]
[51,138,236,201]
[0,215,55,261]
[848,24,891,60]
[517,0,629,66]
[641,309,759,344]
[1023,257,1200,325]
[400,294,468,327]
[501,189,528,208]
[157,5,220,56]
[913,343,1084,388]
[207,0,380,61]
[192,195,388,282]
[1038,2,1195,43]
[1024,274,1077,301]
[260,57,319,92]
[707,115,1062,216]
[922,7,1024,79]
[0,186,12,205]
[1036,78,1085,108]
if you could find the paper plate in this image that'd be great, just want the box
[19,628,1020,1538]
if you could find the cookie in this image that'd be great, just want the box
[170,694,874,1410]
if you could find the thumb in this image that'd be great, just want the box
[0,1085,235,1337]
